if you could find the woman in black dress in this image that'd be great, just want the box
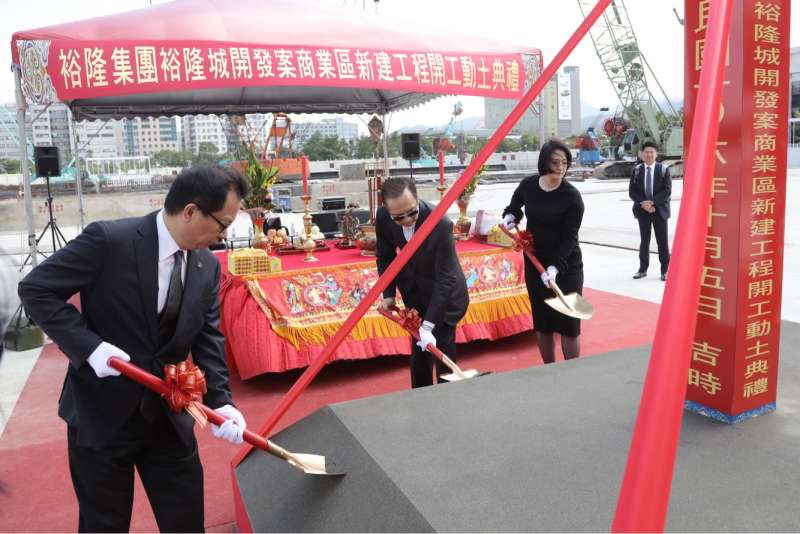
[502,139,585,363]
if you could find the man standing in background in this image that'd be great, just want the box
[629,141,672,281]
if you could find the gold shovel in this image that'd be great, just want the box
[108,357,345,476]
[499,225,594,320]
[378,307,490,381]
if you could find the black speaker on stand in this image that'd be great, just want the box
[401,133,420,181]
[21,146,68,269]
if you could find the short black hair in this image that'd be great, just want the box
[537,139,572,176]
[381,177,417,202]
[641,140,658,151]
[164,165,249,215]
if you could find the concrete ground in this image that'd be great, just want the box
[2,170,799,436]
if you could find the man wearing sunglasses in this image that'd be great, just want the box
[376,177,469,388]
[18,165,249,532]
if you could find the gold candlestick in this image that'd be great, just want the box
[437,183,447,199]
[301,194,318,262]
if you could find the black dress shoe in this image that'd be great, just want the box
[661,273,667,281]
[633,271,647,279]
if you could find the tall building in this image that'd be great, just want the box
[558,66,582,138]
[484,66,581,140]
[0,102,74,167]
[122,117,181,157]
[0,104,19,159]
[182,115,229,154]
[74,120,125,159]
[293,118,359,147]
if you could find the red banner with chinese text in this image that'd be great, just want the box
[21,39,529,102]
[684,0,789,421]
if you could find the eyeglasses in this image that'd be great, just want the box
[205,212,231,233]
[390,206,419,222]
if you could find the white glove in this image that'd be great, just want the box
[503,213,517,229]
[379,297,396,311]
[541,265,558,288]
[211,404,246,444]
[86,341,131,378]
[417,323,437,352]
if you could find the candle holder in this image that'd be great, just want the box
[437,182,447,199]
[301,194,318,262]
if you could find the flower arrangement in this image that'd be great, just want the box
[240,144,280,212]
[459,164,488,200]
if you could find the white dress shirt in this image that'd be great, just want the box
[402,224,414,243]
[156,209,187,314]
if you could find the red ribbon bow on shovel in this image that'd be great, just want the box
[162,360,208,427]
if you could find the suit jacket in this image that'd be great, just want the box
[18,211,233,449]
[629,162,672,220]
[375,200,469,326]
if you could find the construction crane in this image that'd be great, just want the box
[229,113,302,180]
[577,0,683,178]
[419,101,465,166]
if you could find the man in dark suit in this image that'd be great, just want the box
[376,177,469,388]
[18,165,249,532]
[629,140,672,281]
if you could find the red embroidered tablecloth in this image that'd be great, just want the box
[217,239,532,379]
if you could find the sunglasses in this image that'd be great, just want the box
[390,207,419,222]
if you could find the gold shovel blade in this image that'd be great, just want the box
[287,453,344,476]
[266,439,346,476]
[545,292,594,320]
[440,368,481,382]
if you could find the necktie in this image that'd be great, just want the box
[158,250,184,345]
[645,166,653,200]
[141,251,184,422]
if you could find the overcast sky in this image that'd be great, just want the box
[1,0,798,133]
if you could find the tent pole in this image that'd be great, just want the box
[14,66,38,268]
[381,112,389,178]
[70,117,85,230]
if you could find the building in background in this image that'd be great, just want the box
[293,118,359,148]
[484,66,581,141]
[0,104,18,159]
[122,117,181,157]
[558,66,582,138]
[182,115,229,155]
[74,120,125,159]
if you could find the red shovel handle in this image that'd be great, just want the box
[107,357,270,452]
[497,224,546,274]
[377,307,450,362]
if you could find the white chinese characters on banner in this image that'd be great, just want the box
[49,42,525,98]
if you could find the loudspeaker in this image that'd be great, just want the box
[401,133,421,161]
[33,146,60,178]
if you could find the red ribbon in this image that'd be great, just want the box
[163,360,208,427]
[393,306,422,332]
[513,229,535,255]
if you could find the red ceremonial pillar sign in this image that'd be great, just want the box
[684,0,790,422]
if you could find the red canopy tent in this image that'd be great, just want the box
[10,0,542,263]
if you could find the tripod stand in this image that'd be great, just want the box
[20,175,68,270]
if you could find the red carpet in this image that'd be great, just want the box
[0,288,658,532]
